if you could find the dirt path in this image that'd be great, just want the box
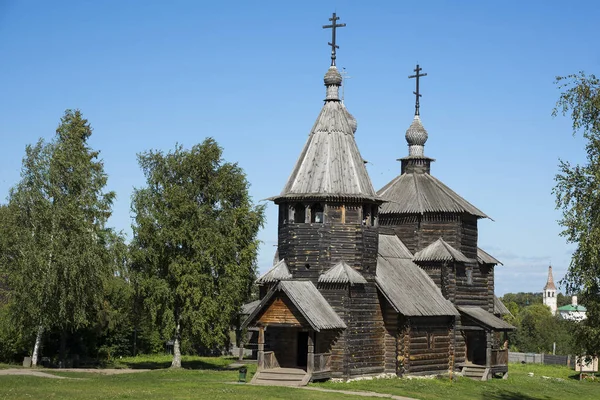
[0,368,151,379]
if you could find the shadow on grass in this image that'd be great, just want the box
[483,389,551,400]
[123,359,232,371]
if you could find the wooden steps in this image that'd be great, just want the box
[461,365,490,381]
[251,368,309,386]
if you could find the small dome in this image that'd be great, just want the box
[324,66,342,86]
[342,104,358,134]
[405,116,428,146]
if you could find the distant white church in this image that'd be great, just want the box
[543,266,557,315]
[542,265,586,321]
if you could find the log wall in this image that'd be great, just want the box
[401,316,454,375]
[278,223,378,280]
[380,294,398,374]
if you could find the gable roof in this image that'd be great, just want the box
[458,306,515,330]
[376,234,458,317]
[413,238,471,263]
[241,299,260,315]
[242,280,346,331]
[478,248,503,265]
[256,259,292,284]
[271,67,380,203]
[319,260,367,284]
[494,296,511,316]
[377,172,488,218]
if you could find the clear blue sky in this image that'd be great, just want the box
[1,1,598,295]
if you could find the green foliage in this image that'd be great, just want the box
[553,72,600,355]
[0,110,118,359]
[131,139,265,358]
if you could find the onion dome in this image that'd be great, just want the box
[324,66,343,86]
[405,115,428,157]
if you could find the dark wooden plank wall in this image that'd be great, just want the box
[484,265,495,313]
[346,283,385,377]
[403,317,453,374]
[319,284,349,378]
[278,223,378,279]
[459,216,478,259]
[454,262,490,309]
[379,214,419,253]
[379,293,398,374]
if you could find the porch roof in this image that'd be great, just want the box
[241,280,346,332]
[458,306,515,331]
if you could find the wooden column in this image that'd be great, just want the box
[307,331,315,374]
[485,331,492,368]
[258,326,265,370]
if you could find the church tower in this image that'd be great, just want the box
[543,266,557,315]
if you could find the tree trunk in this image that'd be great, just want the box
[59,330,67,366]
[31,325,44,367]
[171,322,182,368]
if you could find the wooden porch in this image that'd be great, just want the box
[458,348,509,381]
[252,326,333,385]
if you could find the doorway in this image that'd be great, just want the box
[297,331,308,367]
[465,331,486,365]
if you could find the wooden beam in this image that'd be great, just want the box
[307,331,315,374]
[258,326,265,370]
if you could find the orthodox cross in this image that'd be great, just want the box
[323,12,346,66]
[408,64,427,116]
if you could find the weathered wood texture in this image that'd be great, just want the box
[402,316,454,374]
[318,284,349,378]
[278,223,378,279]
[346,283,385,377]
[258,296,306,327]
[380,294,398,374]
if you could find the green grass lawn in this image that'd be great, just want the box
[314,363,600,400]
[1,356,599,400]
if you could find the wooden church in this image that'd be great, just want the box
[242,13,514,385]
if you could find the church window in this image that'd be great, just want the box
[311,204,324,223]
[293,203,305,223]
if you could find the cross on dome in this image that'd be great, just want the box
[322,12,346,66]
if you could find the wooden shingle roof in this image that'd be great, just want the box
[271,66,380,203]
[376,234,458,317]
[458,306,515,330]
[256,259,292,284]
[319,260,367,284]
[377,172,488,218]
[494,296,511,316]
[477,248,503,265]
[413,238,471,263]
[242,281,346,331]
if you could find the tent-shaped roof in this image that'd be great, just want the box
[242,280,346,331]
[544,266,557,291]
[377,172,488,218]
[478,248,503,265]
[256,259,292,284]
[458,306,515,330]
[271,67,380,203]
[413,238,471,263]
[376,234,458,317]
[319,260,367,284]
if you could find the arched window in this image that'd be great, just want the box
[293,203,305,223]
[311,203,324,223]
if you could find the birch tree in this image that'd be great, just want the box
[553,72,600,355]
[131,139,264,368]
[2,110,116,364]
